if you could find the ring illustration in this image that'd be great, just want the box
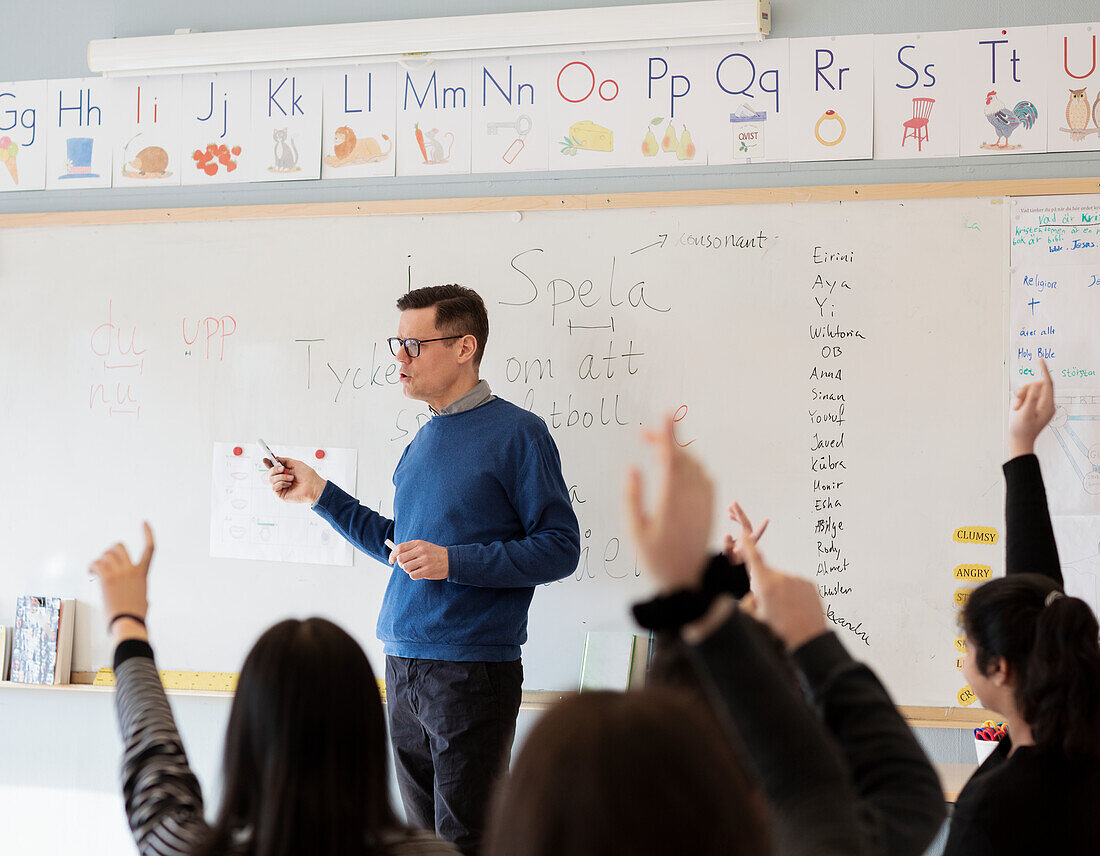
[814,110,846,146]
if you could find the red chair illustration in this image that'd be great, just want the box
[901,98,934,151]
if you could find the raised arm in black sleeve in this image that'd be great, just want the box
[679,611,873,856]
[1003,453,1062,584]
[791,631,946,856]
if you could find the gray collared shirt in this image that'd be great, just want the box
[431,378,495,416]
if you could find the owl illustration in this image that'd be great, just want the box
[1067,88,1091,131]
[1093,90,1100,132]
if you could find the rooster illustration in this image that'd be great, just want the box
[984,90,1038,148]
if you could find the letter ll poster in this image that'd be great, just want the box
[321,65,397,179]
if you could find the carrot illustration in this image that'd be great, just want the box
[414,122,428,163]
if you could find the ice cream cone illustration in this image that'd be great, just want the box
[0,137,17,184]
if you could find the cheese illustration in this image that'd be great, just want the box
[569,121,614,152]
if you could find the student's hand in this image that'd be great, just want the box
[390,540,449,581]
[90,522,154,646]
[737,518,828,651]
[723,501,769,567]
[625,415,714,593]
[1009,358,1056,458]
[265,456,327,505]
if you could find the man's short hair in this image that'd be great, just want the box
[397,284,489,367]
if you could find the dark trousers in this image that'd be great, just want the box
[385,656,523,856]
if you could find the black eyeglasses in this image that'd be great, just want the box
[387,335,464,359]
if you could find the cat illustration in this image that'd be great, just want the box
[423,128,454,164]
[271,128,299,172]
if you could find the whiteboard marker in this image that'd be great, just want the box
[257,438,281,467]
[385,538,398,552]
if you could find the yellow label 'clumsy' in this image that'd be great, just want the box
[953,564,993,581]
[957,685,978,706]
[954,636,968,653]
[954,588,974,606]
[953,526,999,545]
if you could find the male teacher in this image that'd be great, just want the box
[266,284,580,855]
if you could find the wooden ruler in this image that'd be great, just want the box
[91,668,388,698]
[93,668,239,692]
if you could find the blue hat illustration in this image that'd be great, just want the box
[59,137,99,179]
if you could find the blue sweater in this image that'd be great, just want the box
[313,397,580,661]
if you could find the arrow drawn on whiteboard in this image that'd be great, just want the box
[631,234,668,254]
[967,222,981,231]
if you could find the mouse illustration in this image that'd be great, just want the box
[423,128,454,164]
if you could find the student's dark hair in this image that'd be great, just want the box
[396,284,489,367]
[963,574,1100,761]
[196,618,400,856]
[484,687,770,856]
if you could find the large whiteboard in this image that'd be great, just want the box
[0,195,1006,706]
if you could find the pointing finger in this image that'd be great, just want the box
[140,521,155,570]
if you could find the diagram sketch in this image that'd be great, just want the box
[210,441,357,565]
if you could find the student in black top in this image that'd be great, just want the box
[944,359,1100,855]
[486,417,944,856]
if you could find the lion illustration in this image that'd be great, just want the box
[324,126,392,166]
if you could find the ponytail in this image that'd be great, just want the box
[963,574,1100,761]
[1022,594,1100,760]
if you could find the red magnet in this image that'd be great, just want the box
[315,449,326,460]
[233,446,243,456]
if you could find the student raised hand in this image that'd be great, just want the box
[723,501,769,567]
[735,510,828,651]
[265,456,327,505]
[1009,357,1056,459]
[90,522,154,646]
[625,414,714,593]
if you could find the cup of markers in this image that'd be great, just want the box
[974,720,1007,765]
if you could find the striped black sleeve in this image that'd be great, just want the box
[114,646,210,856]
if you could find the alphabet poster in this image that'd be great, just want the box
[472,56,550,174]
[1046,22,1100,153]
[703,39,790,164]
[635,48,712,168]
[0,79,47,191]
[873,31,961,159]
[397,59,472,177]
[321,65,396,179]
[547,49,646,171]
[180,72,251,185]
[787,36,874,161]
[5,23,1097,191]
[45,77,112,189]
[250,70,322,182]
[112,76,182,187]
[959,26,1048,156]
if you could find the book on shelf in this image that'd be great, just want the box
[9,596,76,685]
[579,631,639,692]
[0,625,11,681]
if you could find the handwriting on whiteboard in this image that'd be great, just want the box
[88,300,144,419]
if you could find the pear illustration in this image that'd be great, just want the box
[642,127,658,157]
[661,121,678,153]
[676,125,696,160]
